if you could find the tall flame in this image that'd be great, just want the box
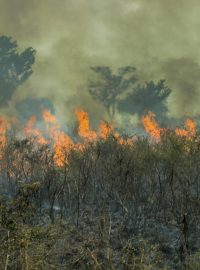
[141,112,163,140]
[98,121,113,139]
[53,131,74,167]
[175,118,196,137]
[42,109,57,125]
[42,109,75,167]
[0,117,8,158]
[24,116,48,145]
[42,109,60,138]
[76,109,97,140]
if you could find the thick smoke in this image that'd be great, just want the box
[0,0,200,127]
[162,58,200,118]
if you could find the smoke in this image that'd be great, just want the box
[162,58,200,118]
[0,0,200,126]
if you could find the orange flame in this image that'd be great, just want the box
[42,109,57,125]
[142,112,163,140]
[98,121,113,139]
[42,109,75,167]
[76,109,97,140]
[2,107,198,168]
[0,117,8,158]
[53,131,74,167]
[42,109,60,138]
[175,118,196,137]
[24,116,48,145]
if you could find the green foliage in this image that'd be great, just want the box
[118,80,171,120]
[0,35,36,106]
[88,66,137,119]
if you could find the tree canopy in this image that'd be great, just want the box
[88,66,137,119]
[0,35,36,106]
[118,80,171,120]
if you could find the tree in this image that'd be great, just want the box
[0,35,36,106]
[88,66,137,120]
[118,80,171,121]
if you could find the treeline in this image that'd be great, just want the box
[89,66,171,122]
[0,132,200,269]
[0,35,172,125]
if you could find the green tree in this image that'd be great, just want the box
[118,80,171,120]
[0,35,36,106]
[88,66,137,120]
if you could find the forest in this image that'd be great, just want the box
[0,35,200,270]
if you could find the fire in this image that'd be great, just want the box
[142,112,197,140]
[0,117,8,158]
[42,109,75,166]
[0,108,135,167]
[24,116,48,145]
[53,131,74,167]
[24,116,38,136]
[186,119,197,136]
[98,121,133,145]
[42,109,57,125]
[98,121,113,139]
[76,109,97,140]
[0,107,198,168]
[175,118,196,137]
[42,109,60,138]
[141,111,163,140]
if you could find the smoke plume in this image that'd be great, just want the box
[0,0,200,127]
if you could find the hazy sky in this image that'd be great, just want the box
[1,0,200,126]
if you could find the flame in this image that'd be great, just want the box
[98,121,113,139]
[98,121,133,145]
[0,107,198,169]
[186,119,197,136]
[53,131,74,167]
[24,116,48,145]
[175,118,196,137]
[42,109,77,167]
[42,109,60,138]
[0,117,8,158]
[142,112,163,140]
[76,109,97,140]
[42,109,57,125]
[142,112,197,140]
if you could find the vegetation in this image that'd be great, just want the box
[118,80,171,121]
[0,131,200,269]
[88,66,137,119]
[0,35,36,106]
